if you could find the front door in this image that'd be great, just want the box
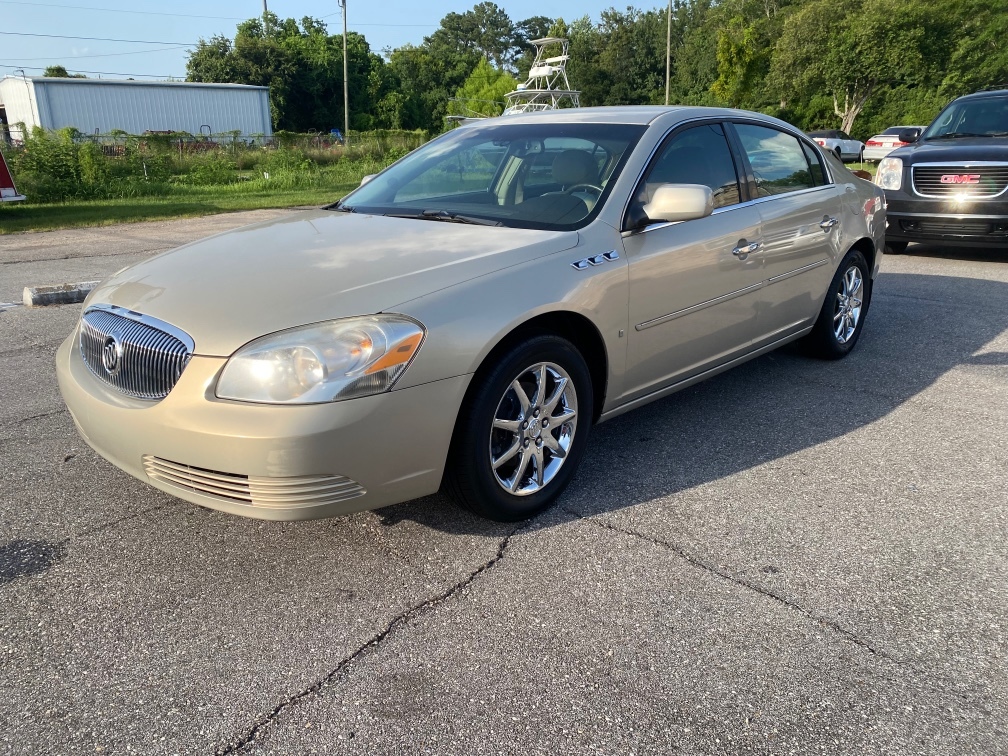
[620,122,765,404]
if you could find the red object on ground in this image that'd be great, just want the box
[0,151,25,202]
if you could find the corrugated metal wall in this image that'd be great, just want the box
[1,77,271,138]
[0,78,42,139]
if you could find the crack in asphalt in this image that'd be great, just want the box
[562,506,904,665]
[215,526,522,755]
[0,408,69,430]
[71,503,175,541]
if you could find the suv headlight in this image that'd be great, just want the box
[875,157,903,191]
[216,315,425,404]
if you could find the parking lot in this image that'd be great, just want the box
[1,214,1006,755]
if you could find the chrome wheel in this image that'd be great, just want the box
[489,362,578,496]
[833,265,863,343]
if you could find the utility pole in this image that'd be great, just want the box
[339,0,349,144]
[262,0,267,14]
[665,0,672,106]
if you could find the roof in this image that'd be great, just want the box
[956,88,1008,101]
[479,105,763,126]
[1,76,268,91]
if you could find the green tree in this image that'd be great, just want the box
[770,0,945,134]
[43,65,86,78]
[449,58,516,118]
[427,2,517,70]
[186,12,386,132]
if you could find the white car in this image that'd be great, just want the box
[862,125,924,162]
[808,130,865,162]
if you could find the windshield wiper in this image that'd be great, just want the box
[326,201,356,212]
[928,132,990,139]
[419,209,502,226]
[378,209,501,226]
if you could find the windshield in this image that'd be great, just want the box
[922,95,1008,139]
[336,122,646,231]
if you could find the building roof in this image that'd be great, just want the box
[1,76,268,91]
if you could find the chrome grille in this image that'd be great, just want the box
[79,305,193,400]
[912,164,1008,199]
[142,455,366,509]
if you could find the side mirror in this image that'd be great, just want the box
[360,174,377,186]
[641,184,714,225]
[897,128,921,144]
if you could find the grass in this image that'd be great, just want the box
[0,182,361,235]
[0,127,425,235]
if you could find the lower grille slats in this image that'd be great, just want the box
[79,306,193,400]
[143,455,367,509]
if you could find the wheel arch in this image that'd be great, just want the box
[462,310,609,425]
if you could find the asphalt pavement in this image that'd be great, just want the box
[0,215,1005,755]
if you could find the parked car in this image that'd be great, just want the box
[875,88,1008,252]
[808,129,865,162]
[863,126,925,162]
[57,107,885,523]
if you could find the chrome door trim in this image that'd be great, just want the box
[600,326,814,423]
[635,280,765,331]
[766,258,829,285]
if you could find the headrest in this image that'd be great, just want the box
[552,150,598,186]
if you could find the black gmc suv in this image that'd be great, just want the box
[875,88,1008,251]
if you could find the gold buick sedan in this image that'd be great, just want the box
[57,107,885,522]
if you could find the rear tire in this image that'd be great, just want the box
[445,334,593,522]
[803,249,870,360]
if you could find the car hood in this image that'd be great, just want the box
[893,138,1008,163]
[86,209,579,356]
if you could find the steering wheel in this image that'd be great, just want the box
[565,183,603,197]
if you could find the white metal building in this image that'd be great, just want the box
[0,77,272,140]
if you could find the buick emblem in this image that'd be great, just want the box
[101,333,124,376]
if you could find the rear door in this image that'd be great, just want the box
[619,121,764,403]
[729,122,841,345]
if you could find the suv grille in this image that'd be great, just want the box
[80,306,193,400]
[912,164,1008,198]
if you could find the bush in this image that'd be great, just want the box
[2,127,427,203]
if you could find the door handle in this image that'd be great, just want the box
[820,216,839,231]
[732,240,761,258]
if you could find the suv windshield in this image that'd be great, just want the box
[335,122,646,231]
[922,94,1008,139]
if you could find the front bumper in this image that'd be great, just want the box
[56,330,470,520]
[883,192,1008,248]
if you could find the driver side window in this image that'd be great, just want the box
[639,123,742,210]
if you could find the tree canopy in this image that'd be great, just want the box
[184,0,1008,138]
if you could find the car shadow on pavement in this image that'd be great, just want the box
[375,270,1008,535]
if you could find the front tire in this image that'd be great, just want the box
[445,334,593,522]
[803,249,870,360]
[885,241,908,254]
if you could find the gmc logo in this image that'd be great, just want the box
[940,174,981,184]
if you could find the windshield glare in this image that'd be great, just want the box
[923,95,1008,139]
[339,122,646,231]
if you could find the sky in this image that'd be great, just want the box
[1,0,640,80]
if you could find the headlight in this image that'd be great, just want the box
[216,315,425,404]
[874,157,903,190]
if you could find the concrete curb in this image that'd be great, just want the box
[23,281,99,307]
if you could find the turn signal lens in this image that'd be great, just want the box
[216,315,425,404]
